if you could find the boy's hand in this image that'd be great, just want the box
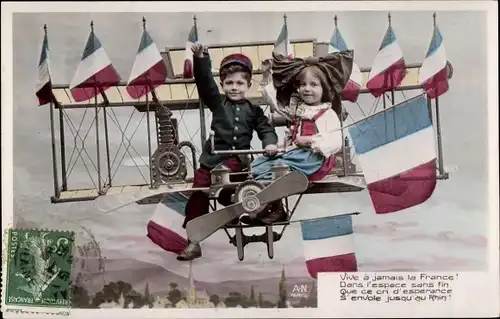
[191,43,205,58]
[294,136,313,148]
[264,144,279,156]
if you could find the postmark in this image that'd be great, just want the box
[4,228,75,309]
[72,224,106,290]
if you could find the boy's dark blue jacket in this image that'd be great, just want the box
[193,53,278,169]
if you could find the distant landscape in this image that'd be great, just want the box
[71,254,317,308]
[15,215,317,308]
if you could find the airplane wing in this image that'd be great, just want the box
[95,174,367,215]
[94,186,208,215]
[312,175,367,188]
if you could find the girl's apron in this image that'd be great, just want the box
[252,109,336,181]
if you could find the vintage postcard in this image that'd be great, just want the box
[1,1,498,318]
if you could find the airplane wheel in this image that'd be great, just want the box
[235,227,244,261]
[266,226,274,259]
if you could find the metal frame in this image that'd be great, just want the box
[44,37,454,260]
[224,194,304,261]
[174,171,306,261]
[50,63,431,112]
[173,131,307,261]
[46,39,452,205]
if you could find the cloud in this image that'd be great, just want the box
[390,231,487,248]
[354,221,420,236]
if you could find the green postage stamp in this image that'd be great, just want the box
[3,228,75,309]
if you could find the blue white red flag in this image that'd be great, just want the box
[35,29,53,106]
[366,24,407,98]
[146,192,190,256]
[348,94,437,214]
[300,214,358,279]
[69,26,121,102]
[183,24,198,79]
[418,23,449,99]
[126,28,167,99]
[329,27,362,103]
[273,22,293,59]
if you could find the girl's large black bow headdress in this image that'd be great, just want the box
[271,50,354,113]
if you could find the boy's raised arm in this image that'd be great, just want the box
[192,45,221,112]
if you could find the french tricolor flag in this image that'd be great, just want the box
[328,27,362,103]
[300,215,358,279]
[69,24,121,102]
[126,27,167,99]
[183,23,198,79]
[418,22,449,99]
[273,21,293,59]
[348,94,437,214]
[366,24,407,98]
[35,27,53,106]
[146,192,190,255]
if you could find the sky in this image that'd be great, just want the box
[10,9,492,284]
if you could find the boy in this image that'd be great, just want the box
[177,43,280,261]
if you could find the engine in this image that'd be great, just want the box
[151,108,197,187]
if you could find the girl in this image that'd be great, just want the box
[240,50,354,225]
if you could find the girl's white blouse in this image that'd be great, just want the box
[259,80,343,157]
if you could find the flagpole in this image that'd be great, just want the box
[137,18,172,123]
[101,92,112,188]
[388,13,397,138]
[59,104,68,191]
[94,81,102,194]
[50,100,60,199]
[432,12,446,178]
[383,88,388,140]
[382,14,389,142]
[91,20,103,194]
[234,212,361,229]
[388,13,396,106]
[194,14,207,145]
[139,18,178,186]
[146,91,153,188]
[45,24,61,200]
[283,13,288,57]
[342,92,427,131]
[143,17,154,188]
[335,15,349,177]
[435,94,446,177]
[382,53,388,140]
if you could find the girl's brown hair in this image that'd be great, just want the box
[295,65,343,116]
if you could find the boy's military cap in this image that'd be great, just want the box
[220,53,253,75]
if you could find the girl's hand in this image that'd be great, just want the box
[294,136,313,148]
[261,58,273,76]
[191,43,205,58]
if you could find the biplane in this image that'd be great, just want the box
[44,34,453,261]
